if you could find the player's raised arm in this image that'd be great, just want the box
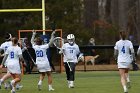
[48,31,55,46]
[31,30,36,45]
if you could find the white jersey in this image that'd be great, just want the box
[138,46,140,50]
[0,41,12,66]
[5,45,22,74]
[33,44,49,64]
[0,41,12,53]
[62,43,80,63]
[114,40,133,63]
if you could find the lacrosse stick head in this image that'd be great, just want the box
[53,37,64,49]
[5,33,12,41]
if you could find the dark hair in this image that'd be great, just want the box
[12,37,18,44]
[120,31,127,40]
[5,33,12,41]
[35,37,43,45]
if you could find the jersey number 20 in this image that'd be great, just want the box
[36,50,43,57]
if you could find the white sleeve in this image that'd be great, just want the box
[18,47,22,55]
[5,48,9,55]
[42,44,49,49]
[76,45,80,55]
[129,42,133,49]
[114,43,118,50]
[138,46,140,50]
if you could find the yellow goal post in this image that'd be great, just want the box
[18,29,64,73]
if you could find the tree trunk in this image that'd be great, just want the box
[136,0,140,44]
[118,0,128,31]
[98,0,107,20]
[84,0,98,28]
[110,0,119,26]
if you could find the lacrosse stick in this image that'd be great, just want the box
[25,48,36,65]
[53,37,72,71]
[66,62,72,71]
[53,37,64,50]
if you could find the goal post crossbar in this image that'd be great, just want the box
[0,0,46,34]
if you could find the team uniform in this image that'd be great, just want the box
[32,44,51,72]
[30,31,55,91]
[114,40,133,68]
[5,45,22,74]
[62,42,80,88]
[0,41,12,66]
[62,43,80,63]
[137,46,140,53]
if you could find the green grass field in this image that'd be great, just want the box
[0,71,140,93]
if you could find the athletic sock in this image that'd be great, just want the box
[48,85,52,88]
[11,80,15,85]
[38,80,42,85]
[126,75,130,82]
[123,85,128,92]
[0,79,4,83]
[48,84,54,91]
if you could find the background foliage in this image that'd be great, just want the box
[0,0,140,45]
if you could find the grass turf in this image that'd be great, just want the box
[0,71,140,93]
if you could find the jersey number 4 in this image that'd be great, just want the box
[121,46,125,53]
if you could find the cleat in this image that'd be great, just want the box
[4,83,9,89]
[38,84,41,91]
[9,81,13,90]
[127,82,131,89]
[5,86,8,89]
[11,90,16,93]
[49,87,55,91]
[69,81,74,88]
[69,85,74,88]
[16,84,23,90]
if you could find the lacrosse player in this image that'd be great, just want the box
[30,31,55,91]
[0,33,13,89]
[59,34,82,88]
[0,37,24,93]
[0,33,23,90]
[114,31,135,93]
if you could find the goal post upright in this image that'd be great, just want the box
[18,29,64,73]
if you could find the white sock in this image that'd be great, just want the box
[12,87,15,91]
[38,80,42,85]
[126,75,130,82]
[67,80,70,84]
[0,79,4,83]
[48,84,52,89]
[70,81,74,86]
[11,80,15,85]
[123,85,128,92]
